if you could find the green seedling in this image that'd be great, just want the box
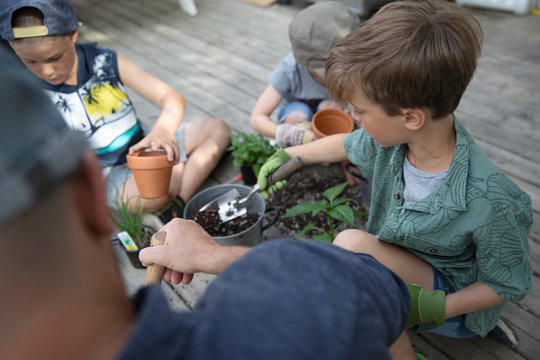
[228,132,279,177]
[282,182,368,242]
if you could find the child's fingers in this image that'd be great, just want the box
[160,143,178,163]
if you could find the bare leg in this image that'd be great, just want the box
[333,229,433,288]
[333,229,433,359]
[172,117,230,202]
[120,177,170,212]
[389,332,417,360]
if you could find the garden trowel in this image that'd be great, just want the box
[199,157,303,223]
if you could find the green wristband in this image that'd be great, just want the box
[406,284,446,328]
[418,287,446,326]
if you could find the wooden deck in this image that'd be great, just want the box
[73,0,540,358]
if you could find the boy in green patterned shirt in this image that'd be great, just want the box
[257,1,532,358]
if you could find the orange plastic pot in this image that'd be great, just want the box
[311,108,354,138]
[126,150,173,199]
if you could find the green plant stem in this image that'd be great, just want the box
[327,213,335,240]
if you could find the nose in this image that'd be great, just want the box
[41,63,55,78]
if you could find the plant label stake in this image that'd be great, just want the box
[144,230,167,285]
[199,157,303,223]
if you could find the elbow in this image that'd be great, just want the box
[249,115,260,132]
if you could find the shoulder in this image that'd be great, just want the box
[270,53,297,78]
[279,52,297,67]
[77,42,116,60]
[77,42,120,80]
[344,129,384,157]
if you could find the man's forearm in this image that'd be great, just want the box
[204,246,251,275]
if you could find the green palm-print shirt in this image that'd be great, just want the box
[344,117,532,336]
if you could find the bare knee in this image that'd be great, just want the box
[334,229,379,254]
[206,117,230,139]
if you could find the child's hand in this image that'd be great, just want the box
[258,149,293,199]
[275,122,315,148]
[129,126,180,163]
[406,284,446,328]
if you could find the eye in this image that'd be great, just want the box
[351,107,363,116]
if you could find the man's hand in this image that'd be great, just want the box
[406,284,446,328]
[258,149,292,199]
[139,218,219,285]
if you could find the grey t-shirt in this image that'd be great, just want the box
[403,155,449,206]
[268,52,330,115]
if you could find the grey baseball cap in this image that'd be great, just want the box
[0,0,79,40]
[289,1,360,77]
[0,47,87,227]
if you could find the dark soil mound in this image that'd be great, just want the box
[264,163,369,240]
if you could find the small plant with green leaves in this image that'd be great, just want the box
[282,182,368,243]
[110,180,152,249]
[228,132,279,178]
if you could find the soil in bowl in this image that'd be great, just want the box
[192,209,259,237]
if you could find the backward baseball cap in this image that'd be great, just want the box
[0,0,79,40]
[289,1,360,77]
[0,47,87,227]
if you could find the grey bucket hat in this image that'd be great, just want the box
[0,0,79,40]
[0,47,87,226]
[289,1,361,77]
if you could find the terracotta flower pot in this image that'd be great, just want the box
[311,108,354,139]
[126,150,173,199]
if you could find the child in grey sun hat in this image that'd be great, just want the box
[0,48,87,226]
[249,1,360,148]
[289,1,361,78]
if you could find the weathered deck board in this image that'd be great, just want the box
[73,0,540,358]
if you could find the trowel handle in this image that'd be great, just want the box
[268,156,303,185]
[144,230,167,285]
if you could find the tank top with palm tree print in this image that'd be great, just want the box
[42,42,144,167]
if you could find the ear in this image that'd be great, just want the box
[70,151,113,237]
[71,30,79,43]
[402,108,425,131]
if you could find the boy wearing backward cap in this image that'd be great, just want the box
[0,0,231,222]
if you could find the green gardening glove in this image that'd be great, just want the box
[406,284,446,328]
[258,148,292,199]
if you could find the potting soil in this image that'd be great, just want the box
[264,164,368,239]
[193,209,260,237]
